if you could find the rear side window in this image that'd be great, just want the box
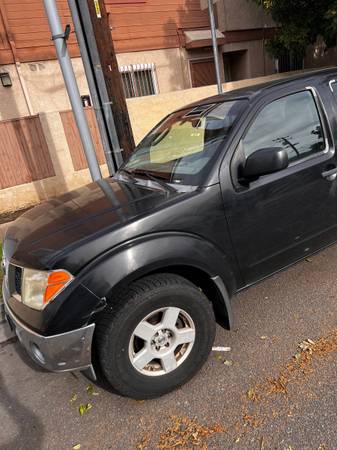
[242,90,325,163]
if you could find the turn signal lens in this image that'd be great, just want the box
[47,270,72,285]
[44,270,73,305]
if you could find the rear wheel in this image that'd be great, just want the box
[94,273,216,399]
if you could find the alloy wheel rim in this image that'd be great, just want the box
[128,306,196,376]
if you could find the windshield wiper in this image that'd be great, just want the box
[138,170,177,193]
[118,168,137,182]
[119,168,177,193]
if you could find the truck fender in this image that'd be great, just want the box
[79,232,235,329]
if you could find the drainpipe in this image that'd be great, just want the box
[0,3,34,115]
[208,0,222,94]
[43,0,102,182]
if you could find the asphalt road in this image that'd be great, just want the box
[0,244,336,450]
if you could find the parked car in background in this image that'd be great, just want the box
[2,69,337,399]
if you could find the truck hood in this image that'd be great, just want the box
[4,177,186,271]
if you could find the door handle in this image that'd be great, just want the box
[322,167,337,181]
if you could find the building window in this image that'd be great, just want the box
[119,64,158,98]
[276,52,304,73]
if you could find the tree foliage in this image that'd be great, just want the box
[252,0,337,57]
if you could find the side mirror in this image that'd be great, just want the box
[242,147,289,179]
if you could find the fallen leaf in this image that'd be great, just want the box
[260,336,268,340]
[260,436,265,450]
[73,445,81,450]
[215,355,223,361]
[294,352,301,361]
[70,393,78,404]
[247,387,259,402]
[298,339,315,354]
[79,403,93,415]
[86,384,99,396]
[235,437,240,443]
[223,360,233,366]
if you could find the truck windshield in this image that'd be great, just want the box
[122,99,247,186]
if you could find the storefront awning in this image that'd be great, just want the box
[183,29,225,49]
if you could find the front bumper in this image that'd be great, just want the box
[3,292,96,376]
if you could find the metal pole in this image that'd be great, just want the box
[207,0,222,94]
[74,0,124,169]
[68,0,120,174]
[84,0,135,160]
[43,0,102,181]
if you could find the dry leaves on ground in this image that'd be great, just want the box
[136,329,337,449]
[152,416,225,449]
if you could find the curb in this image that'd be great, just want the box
[0,296,15,344]
[0,320,15,344]
[0,300,4,323]
[1,222,10,340]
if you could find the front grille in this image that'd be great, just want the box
[7,264,23,298]
[14,267,22,295]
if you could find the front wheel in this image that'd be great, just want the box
[94,274,216,399]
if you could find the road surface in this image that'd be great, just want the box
[1,244,336,450]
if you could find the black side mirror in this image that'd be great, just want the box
[242,147,289,179]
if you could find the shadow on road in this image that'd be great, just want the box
[0,371,44,450]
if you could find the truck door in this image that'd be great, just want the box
[222,85,337,284]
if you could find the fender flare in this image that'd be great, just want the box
[79,232,235,328]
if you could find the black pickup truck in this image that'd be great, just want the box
[2,69,337,399]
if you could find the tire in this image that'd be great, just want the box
[94,273,216,399]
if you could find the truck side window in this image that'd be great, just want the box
[242,91,325,163]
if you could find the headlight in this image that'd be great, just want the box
[22,268,73,311]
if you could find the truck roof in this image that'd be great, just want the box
[180,67,337,112]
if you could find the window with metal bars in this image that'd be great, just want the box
[119,64,158,98]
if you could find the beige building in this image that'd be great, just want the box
[0,0,279,124]
[0,0,335,122]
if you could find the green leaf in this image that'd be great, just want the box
[86,384,99,396]
[223,359,233,366]
[79,403,93,415]
[70,393,78,404]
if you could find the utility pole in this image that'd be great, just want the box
[43,0,102,182]
[85,0,135,159]
[68,0,122,174]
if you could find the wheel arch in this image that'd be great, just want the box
[80,233,235,329]
[141,265,232,329]
[95,263,233,330]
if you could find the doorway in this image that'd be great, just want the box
[223,50,248,82]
